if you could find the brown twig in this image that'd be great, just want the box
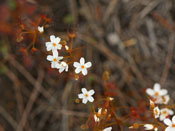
[160,33,175,86]
[17,69,44,131]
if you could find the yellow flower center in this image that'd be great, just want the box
[85,94,88,97]
[97,113,101,117]
[81,65,85,69]
[155,92,159,96]
[163,111,167,115]
[172,124,175,127]
[154,109,158,115]
[53,43,57,47]
[53,58,57,62]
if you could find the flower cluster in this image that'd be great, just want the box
[146,83,173,122]
[130,83,174,131]
[45,35,92,75]
[44,34,113,130]
[148,83,174,131]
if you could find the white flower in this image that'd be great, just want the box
[47,51,63,68]
[103,127,112,131]
[144,124,154,130]
[94,108,102,122]
[164,116,175,131]
[78,88,95,104]
[94,114,100,122]
[144,124,158,131]
[94,108,108,122]
[146,83,168,104]
[162,95,170,104]
[45,35,62,52]
[109,97,114,101]
[65,45,69,50]
[38,26,44,33]
[153,107,160,119]
[159,108,174,121]
[73,57,92,76]
[56,61,68,73]
[146,83,167,97]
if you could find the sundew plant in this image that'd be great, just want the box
[0,0,175,131]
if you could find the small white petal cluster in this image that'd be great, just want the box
[164,116,175,131]
[73,57,92,76]
[160,108,174,121]
[153,107,160,119]
[38,26,44,33]
[45,35,92,76]
[93,108,108,122]
[144,124,158,131]
[146,83,169,104]
[45,35,69,73]
[103,127,112,131]
[146,83,174,120]
[94,108,102,122]
[46,35,62,52]
[78,88,95,104]
[145,83,175,131]
[47,51,63,68]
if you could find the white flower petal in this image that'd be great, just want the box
[160,114,165,121]
[65,65,68,72]
[80,57,85,65]
[78,94,84,99]
[82,88,88,94]
[98,108,102,114]
[85,62,92,68]
[164,118,172,126]
[75,67,81,74]
[82,68,87,75]
[57,56,63,61]
[159,89,168,96]
[154,97,163,104]
[73,62,81,68]
[88,96,94,102]
[54,37,61,44]
[103,127,112,131]
[144,124,153,130]
[46,44,52,51]
[82,98,88,104]
[154,127,158,131]
[153,107,160,119]
[51,62,57,68]
[52,50,58,57]
[165,127,172,131]
[46,42,51,46]
[146,88,155,96]
[154,83,160,91]
[57,44,62,50]
[38,26,44,33]
[46,55,53,61]
[88,89,95,95]
[59,68,64,73]
[50,35,55,42]
[168,110,174,115]
[56,64,62,69]
[94,115,99,122]
[172,116,175,124]
[163,95,170,104]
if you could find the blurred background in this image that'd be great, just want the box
[0,0,175,130]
